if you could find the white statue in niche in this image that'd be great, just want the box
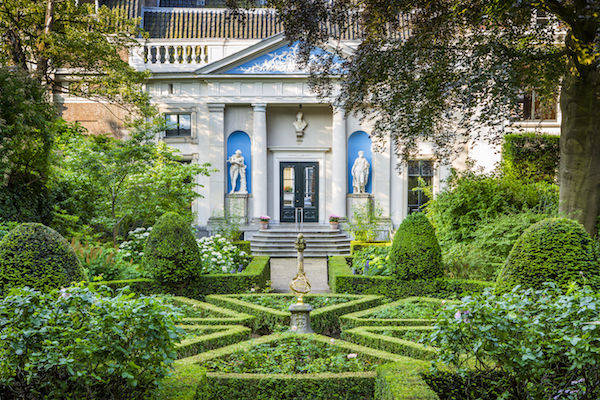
[293,110,308,141]
[351,151,370,193]
[228,149,247,194]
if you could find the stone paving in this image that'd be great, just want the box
[270,257,330,293]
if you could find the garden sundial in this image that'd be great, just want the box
[288,233,314,333]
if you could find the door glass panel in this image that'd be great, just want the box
[304,166,316,207]
[283,166,295,207]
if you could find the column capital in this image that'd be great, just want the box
[252,103,267,112]
[207,103,225,113]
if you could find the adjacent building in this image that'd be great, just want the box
[56,1,561,236]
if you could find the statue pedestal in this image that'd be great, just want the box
[347,193,374,217]
[226,193,249,224]
[289,303,314,334]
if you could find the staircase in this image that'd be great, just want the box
[250,224,351,257]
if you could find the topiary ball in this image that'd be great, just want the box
[143,212,202,287]
[0,223,84,294]
[389,213,443,280]
[496,218,600,292]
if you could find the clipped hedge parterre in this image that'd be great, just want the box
[205,293,383,334]
[342,326,437,360]
[170,296,254,326]
[178,333,403,400]
[176,325,251,359]
[339,297,457,330]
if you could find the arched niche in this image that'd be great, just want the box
[227,131,252,193]
[347,131,373,194]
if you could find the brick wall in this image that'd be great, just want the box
[59,102,130,137]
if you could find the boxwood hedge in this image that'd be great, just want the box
[176,325,251,359]
[389,213,443,280]
[0,223,85,294]
[496,218,600,292]
[339,297,457,330]
[205,293,383,334]
[92,256,270,299]
[341,326,437,360]
[329,256,493,299]
[178,333,404,400]
[171,296,254,326]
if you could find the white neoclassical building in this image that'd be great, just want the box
[58,2,562,239]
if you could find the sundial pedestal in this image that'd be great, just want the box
[289,233,314,334]
[289,303,314,334]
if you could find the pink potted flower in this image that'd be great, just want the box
[329,215,340,230]
[259,216,270,229]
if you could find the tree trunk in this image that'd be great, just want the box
[559,70,600,237]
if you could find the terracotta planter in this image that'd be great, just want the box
[260,222,269,229]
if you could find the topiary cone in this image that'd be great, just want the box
[389,213,443,280]
[496,218,600,292]
[0,223,85,294]
[142,212,202,288]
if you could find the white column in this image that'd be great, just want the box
[331,106,347,218]
[208,103,226,220]
[252,103,268,220]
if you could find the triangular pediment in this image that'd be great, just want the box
[195,33,347,76]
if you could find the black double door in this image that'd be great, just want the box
[280,162,319,223]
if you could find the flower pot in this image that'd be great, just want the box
[329,222,339,230]
[260,222,269,229]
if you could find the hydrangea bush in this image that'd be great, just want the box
[197,234,251,274]
[118,226,153,264]
[0,284,183,399]
[428,284,600,399]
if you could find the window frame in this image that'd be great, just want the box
[407,159,434,215]
[164,113,192,138]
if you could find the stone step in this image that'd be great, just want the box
[251,231,347,238]
[255,252,349,258]
[251,238,351,245]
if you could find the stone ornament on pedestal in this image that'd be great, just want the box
[293,110,308,142]
[289,233,314,334]
[351,150,370,194]
[228,149,247,194]
[225,193,249,224]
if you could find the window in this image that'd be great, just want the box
[407,160,433,214]
[159,0,265,7]
[518,91,557,121]
[164,114,191,137]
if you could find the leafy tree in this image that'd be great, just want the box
[51,124,211,243]
[0,67,56,223]
[259,0,600,235]
[0,0,152,117]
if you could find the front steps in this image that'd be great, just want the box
[251,224,351,257]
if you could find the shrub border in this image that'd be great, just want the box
[90,256,270,299]
[340,297,457,330]
[328,256,494,299]
[205,293,383,333]
[342,326,437,361]
[176,324,251,359]
[171,296,255,326]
